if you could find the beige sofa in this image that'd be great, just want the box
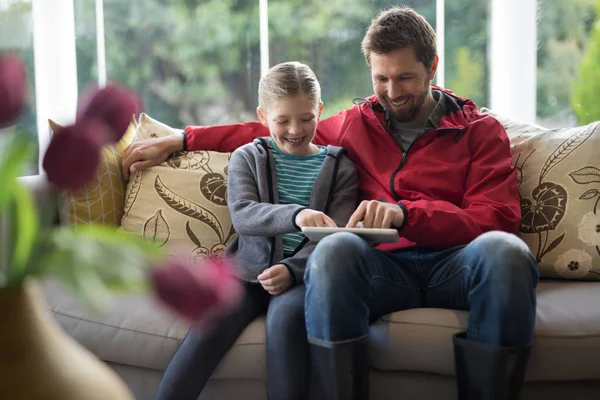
[22,113,600,400]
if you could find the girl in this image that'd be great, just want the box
[154,62,359,400]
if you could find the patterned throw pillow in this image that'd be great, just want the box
[483,109,600,280]
[52,118,136,228]
[133,112,183,140]
[120,114,235,262]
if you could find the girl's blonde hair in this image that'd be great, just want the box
[258,62,321,111]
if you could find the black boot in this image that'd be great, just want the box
[309,339,369,400]
[453,332,532,400]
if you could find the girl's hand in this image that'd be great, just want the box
[295,209,337,228]
[257,264,293,295]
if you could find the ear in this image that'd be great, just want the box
[429,55,439,82]
[318,102,324,119]
[257,107,269,127]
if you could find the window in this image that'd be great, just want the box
[73,0,448,123]
[74,0,261,128]
[0,0,37,174]
[536,0,598,127]
[444,0,489,109]
[78,0,493,123]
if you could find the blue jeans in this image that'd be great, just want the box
[154,282,308,400]
[304,231,539,348]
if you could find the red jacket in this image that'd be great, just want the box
[186,86,521,252]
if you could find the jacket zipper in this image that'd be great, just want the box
[372,110,464,198]
[371,110,407,199]
[389,127,463,198]
[258,138,277,266]
[324,149,345,214]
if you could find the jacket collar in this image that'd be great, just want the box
[359,85,480,132]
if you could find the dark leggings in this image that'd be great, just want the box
[154,283,309,400]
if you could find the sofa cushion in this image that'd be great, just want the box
[42,279,266,380]
[132,113,183,141]
[52,118,136,227]
[43,279,600,382]
[482,109,600,280]
[120,113,235,262]
[369,280,600,381]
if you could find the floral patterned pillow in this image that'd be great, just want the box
[120,114,235,262]
[486,110,600,280]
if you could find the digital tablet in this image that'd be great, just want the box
[301,227,400,243]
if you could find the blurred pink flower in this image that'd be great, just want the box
[43,82,142,190]
[150,257,243,328]
[77,83,141,143]
[42,120,109,191]
[0,54,28,128]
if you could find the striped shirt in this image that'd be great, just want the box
[270,139,327,256]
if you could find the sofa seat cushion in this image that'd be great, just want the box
[370,280,600,381]
[43,280,600,382]
[41,279,266,380]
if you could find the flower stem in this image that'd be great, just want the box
[0,210,12,286]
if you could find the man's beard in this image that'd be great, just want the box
[382,82,431,123]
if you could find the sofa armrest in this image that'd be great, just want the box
[17,174,60,229]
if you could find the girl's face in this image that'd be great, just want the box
[257,94,323,156]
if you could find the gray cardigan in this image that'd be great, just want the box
[225,137,359,284]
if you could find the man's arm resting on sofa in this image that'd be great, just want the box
[120,121,268,180]
[120,107,355,180]
[121,134,184,180]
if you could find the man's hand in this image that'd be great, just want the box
[295,209,337,228]
[121,135,183,180]
[346,200,405,229]
[257,264,293,295]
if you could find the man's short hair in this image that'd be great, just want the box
[361,6,437,70]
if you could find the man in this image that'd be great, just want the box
[123,7,538,400]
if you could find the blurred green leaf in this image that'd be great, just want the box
[8,181,39,285]
[36,225,162,310]
[0,135,34,211]
[572,1,600,125]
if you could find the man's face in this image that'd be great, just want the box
[370,46,437,122]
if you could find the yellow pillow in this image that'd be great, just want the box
[51,117,137,228]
